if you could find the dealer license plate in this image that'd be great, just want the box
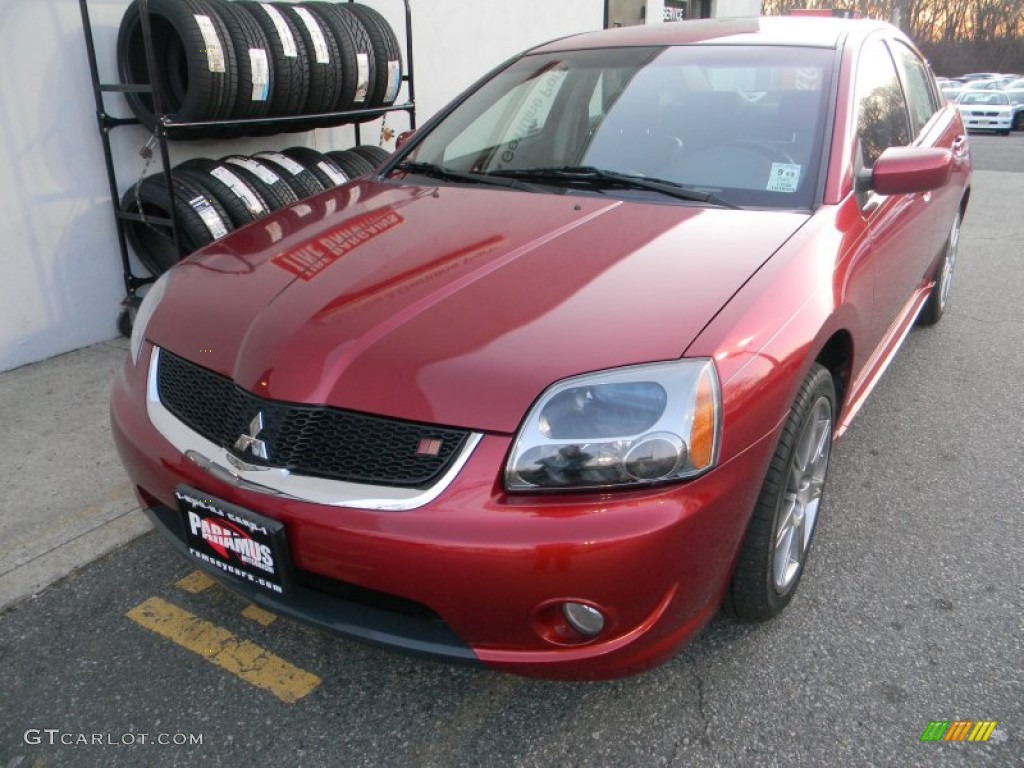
[175,486,292,594]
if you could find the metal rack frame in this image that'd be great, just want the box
[79,0,416,333]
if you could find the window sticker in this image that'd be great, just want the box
[767,163,802,193]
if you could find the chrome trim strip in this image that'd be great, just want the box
[146,347,483,510]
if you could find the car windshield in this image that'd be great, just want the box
[403,45,835,210]
[959,92,1010,105]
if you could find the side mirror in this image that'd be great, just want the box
[856,147,953,196]
[395,130,416,151]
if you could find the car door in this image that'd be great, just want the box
[852,38,938,343]
[888,39,966,278]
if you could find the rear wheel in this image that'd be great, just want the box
[724,363,835,621]
[918,210,961,326]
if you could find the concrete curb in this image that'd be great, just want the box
[0,339,154,613]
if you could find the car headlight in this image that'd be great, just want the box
[130,272,171,366]
[505,359,721,491]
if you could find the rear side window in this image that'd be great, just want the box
[890,41,940,136]
[854,40,910,168]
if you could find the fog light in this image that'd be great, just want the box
[562,602,605,636]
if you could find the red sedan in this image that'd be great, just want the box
[111,17,971,679]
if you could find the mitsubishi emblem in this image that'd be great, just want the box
[233,412,269,460]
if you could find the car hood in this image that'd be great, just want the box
[148,180,807,433]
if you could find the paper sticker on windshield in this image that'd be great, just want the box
[767,163,801,193]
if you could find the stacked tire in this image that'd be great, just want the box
[121,146,390,275]
[117,0,404,136]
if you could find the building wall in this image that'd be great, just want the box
[712,0,762,17]
[0,0,604,373]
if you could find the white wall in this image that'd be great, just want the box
[0,0,603,373]
[712,0,762,17]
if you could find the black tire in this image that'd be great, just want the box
[117,308,133,338]
[349,144,392,168]
[304,2,370,111]
[278,4,342,116]
[918,210,961,326]
[121,173,234,275]
[282,146,351,188]
[117,0,238,134]
[235,1,309,117]
[253,151,327,200]
[326,149,376,179]
[346,3,403,108]
[723,363,836,621]
[208,0,273,124]
[999,130,1011,137]
[175,158,271,227]
[219,155,301,211]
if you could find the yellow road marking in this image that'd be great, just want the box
[176,570,216,594]
[126,597,320,704]
[241,604,278,626]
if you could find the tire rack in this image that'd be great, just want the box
[79,0,417,335]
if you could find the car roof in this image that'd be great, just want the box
[531,16,896,54]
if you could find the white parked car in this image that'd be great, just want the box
[1003,78,1024,130]
[957,91,1013,135]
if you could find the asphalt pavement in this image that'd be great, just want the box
[0,135,1021,768]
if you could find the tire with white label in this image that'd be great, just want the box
[253,151,327,200]
[346,3,402,108]
[117,0,238,133]
[326,149,376,179]
[220,155,301,211]
[209,0,273,123]
[278,4,342,116]
[120,173,234,275]
[304,2,373,112]
[175,158,271,227]
[350,145,392,168]
[235,1,309,117]
[282,147,351,188]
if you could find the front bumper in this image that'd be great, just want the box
[963,116,1012,131]
[111,346,776,679]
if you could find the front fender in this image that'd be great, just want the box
[685,198,870,465]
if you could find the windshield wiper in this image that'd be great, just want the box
[393,161,541,193]
[487,166,740,209]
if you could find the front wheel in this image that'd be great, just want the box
[723,363,835,621]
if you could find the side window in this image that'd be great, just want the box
[891,41,940,136]
[854,40,911,169]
